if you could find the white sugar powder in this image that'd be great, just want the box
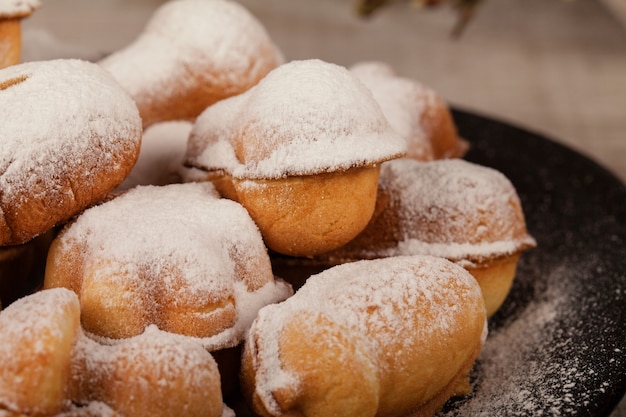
[322,158,536,267]
[58,182,292,350]
[440,256,624,416]
[249,255,485,414]
[0,59,142,241]
[99,0,283,116]
[186,59,407,180]
[351,61,438,161]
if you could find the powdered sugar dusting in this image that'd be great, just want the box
[0,0,40,18]
[0,59,142,243]
[152,278,292,352]
[394,240,531,268]
[186,59,407,179]
[56,182,291,350]
[185,91,248,174]
[73,325,220,393]
[351,61,438,161]
[63,183,231,293]
[0,287,77,349]
[384,158,531,244]
[249,255,486,414]
[324,158,535,266]
[0,288,79,413]
[246,303,301,414]
[440,255,624,416]
[54,401,120,417]
[291,256,479,339]
[99,0,283,120]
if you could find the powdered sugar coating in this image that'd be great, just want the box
[351,61,438,161]
[384,159,535,263]
[186,59,407,179]
[248,255,486,415]
[323,158,536,267]
[71,325,223,415]
[54,401,120,417]
[48,182,292,350]
[0,288,80,415]
[0,288,225,416]
[99,0,283,126]
[0,0,40,18]
[0,287,77,354]
[185,92,247,175]
[0,59,142,244]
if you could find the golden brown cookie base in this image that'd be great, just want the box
[234,166,381,257]
[467,253,521,317]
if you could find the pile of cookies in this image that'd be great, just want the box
[0,1,535,416]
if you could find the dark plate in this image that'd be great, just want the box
[438,108,626,416]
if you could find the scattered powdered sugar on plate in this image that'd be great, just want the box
[440,256,624,416]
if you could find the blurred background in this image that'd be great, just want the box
[18,0,626,415]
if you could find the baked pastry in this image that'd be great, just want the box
[185,59,407,257]
[43,182,292,350]
[310,158,537,316]
[0,288,226,417]
[99,0,283,129]
[69,325,224,417]
[0,59,142,247]
[0,0,40,69]
[350,61,468,160]
[0,288,81,416]
[242,255,488,417]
